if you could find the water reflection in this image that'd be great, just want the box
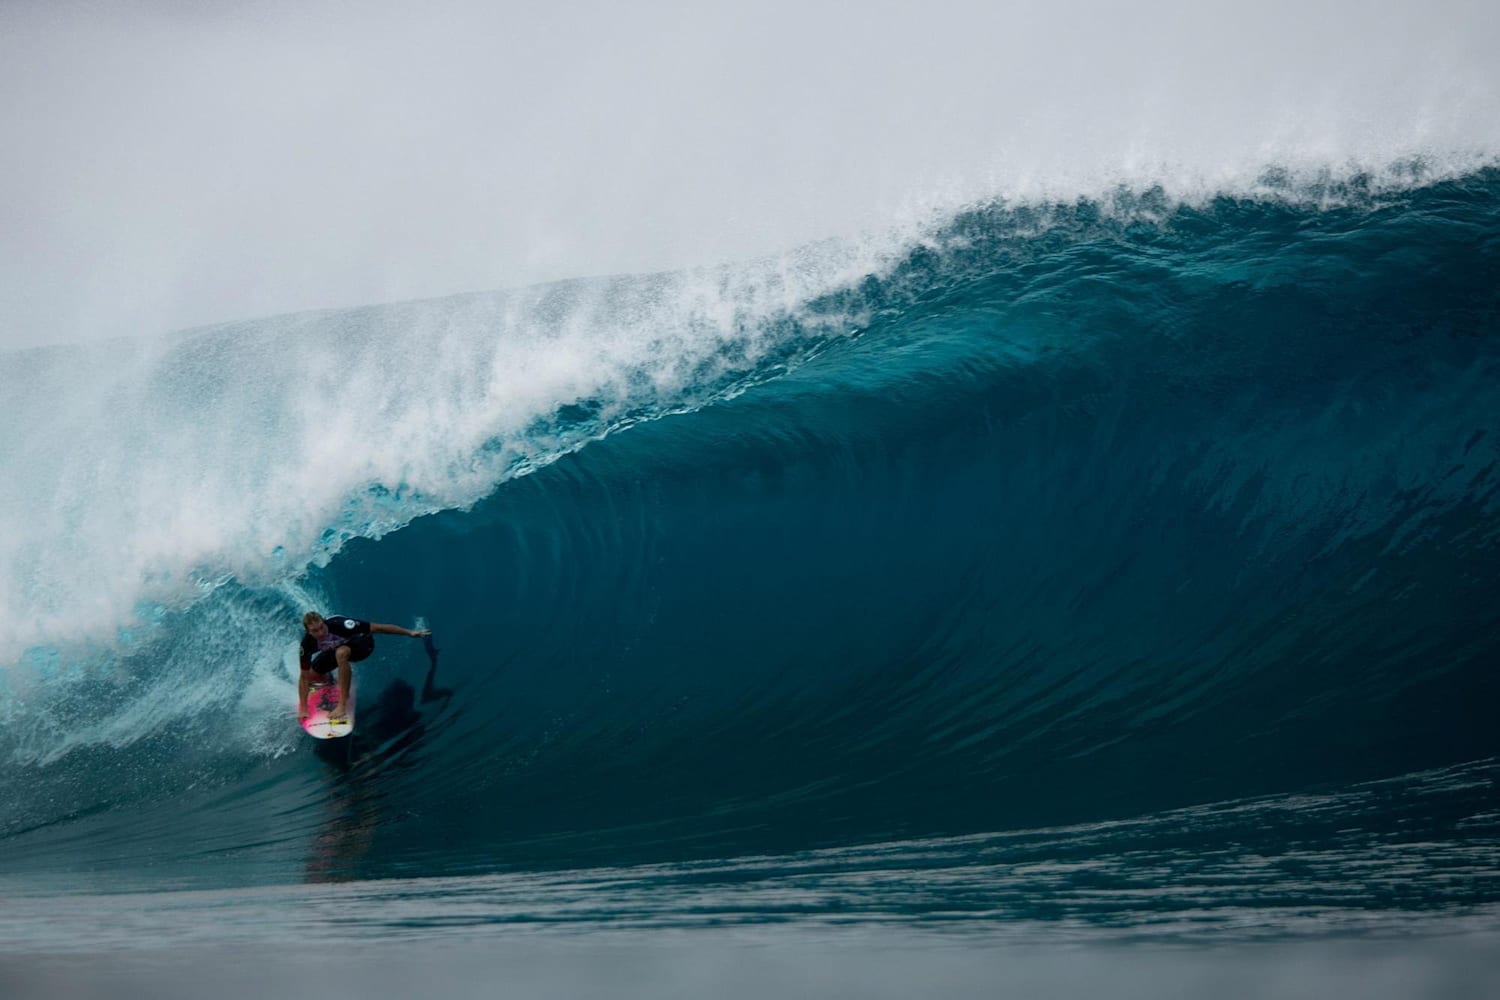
[303,635,453,882]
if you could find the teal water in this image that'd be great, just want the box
[2,168,1498,994]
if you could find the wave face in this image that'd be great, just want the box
[2,168,1499,884]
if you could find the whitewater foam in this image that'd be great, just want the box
[0,244,903,675]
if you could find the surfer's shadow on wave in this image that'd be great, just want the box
[313,633,455,771]
[418,633,454,710]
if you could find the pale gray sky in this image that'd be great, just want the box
[2,0,1496,348]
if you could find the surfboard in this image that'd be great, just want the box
[300,681,355,739]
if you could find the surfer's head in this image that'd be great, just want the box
[303,611,327,640]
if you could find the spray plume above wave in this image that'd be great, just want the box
[2,0,1498,346]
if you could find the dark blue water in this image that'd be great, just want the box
[1,171,1498,993]
[331,170,1499,871]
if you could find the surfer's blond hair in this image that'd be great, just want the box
[302,611,324,629]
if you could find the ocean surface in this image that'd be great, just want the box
[2,165,1499,996]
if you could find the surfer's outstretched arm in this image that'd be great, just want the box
[370,623,431,638]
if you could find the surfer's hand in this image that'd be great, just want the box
[410,628,431,637]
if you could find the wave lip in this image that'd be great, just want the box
[3,157,1494,669]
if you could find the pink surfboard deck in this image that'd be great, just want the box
[300,682,355,739]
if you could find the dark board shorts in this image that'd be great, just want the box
[308,634,375,675]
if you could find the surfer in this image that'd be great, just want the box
[299,612,431,723]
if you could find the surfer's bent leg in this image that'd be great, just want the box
[329,637,376,719]
[333,645,353,719]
